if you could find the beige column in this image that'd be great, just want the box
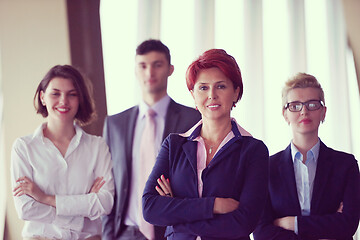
[342,0,360,94]
[0,0,70,239]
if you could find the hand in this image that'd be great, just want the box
[155,175,173,197]
[273,216,295,231]
[13,176,46,202]
[337,202,343,213]
[13,176,55,206]
[213,197,239,214]
[89,177,105,193]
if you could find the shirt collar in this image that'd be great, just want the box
[32,122,47,142]
[73,124,84,145]
[180,117,252,140]
[139,95,170,120]
[290,139,320,163]
[32,122,83,144]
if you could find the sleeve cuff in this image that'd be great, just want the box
[56,194,96,216]
[52,215,84,232]
[294,216,298,235]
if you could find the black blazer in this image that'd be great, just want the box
[142,121,269,239]
[254,141,360,240]
[101,99,201,240]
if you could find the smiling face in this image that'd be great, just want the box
[40,77,79,125]
[191,67,240,122]
[283,87,326,138]
[135,51,174,102]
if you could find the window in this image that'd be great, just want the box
[100,0,359,158]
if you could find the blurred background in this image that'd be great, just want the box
[0,0,359,239]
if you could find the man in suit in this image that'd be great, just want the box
[253,73,360,240]
[101,39,201,240]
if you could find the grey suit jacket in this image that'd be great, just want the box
[102,99,201,240]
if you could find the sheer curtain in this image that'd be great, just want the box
[100,0,360,238]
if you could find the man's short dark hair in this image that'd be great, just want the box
[136,39,171,64]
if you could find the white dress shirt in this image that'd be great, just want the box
[291,140,320,234]
[11,123,115,240]
[124,95,170,226]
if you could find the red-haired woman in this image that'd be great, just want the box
[11,65,114,240]
[142,49,269,240]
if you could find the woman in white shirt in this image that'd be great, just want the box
[11,65,114,240]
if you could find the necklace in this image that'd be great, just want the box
[204,138,217,155]
[208,146,214,154]
[205,142,216,155]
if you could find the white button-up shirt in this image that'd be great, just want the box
[291,140,320,234]
[11,123,115,240]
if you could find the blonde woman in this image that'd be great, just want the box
[254,73,360,240]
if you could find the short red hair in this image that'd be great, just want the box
[186,49,243,102]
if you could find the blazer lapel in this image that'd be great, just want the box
[278,145,302,213]
[311,141,333,214]
[163,99,180,139]
[125,107,139,171]
[182,140,199,177]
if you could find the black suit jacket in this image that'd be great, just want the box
[102,99,201,240]
[253,141,360,240]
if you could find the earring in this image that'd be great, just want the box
[232,102,236,108]
[42,101,45,106]
[195,106,198,110]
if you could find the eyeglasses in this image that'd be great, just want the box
[284,100,324,112]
